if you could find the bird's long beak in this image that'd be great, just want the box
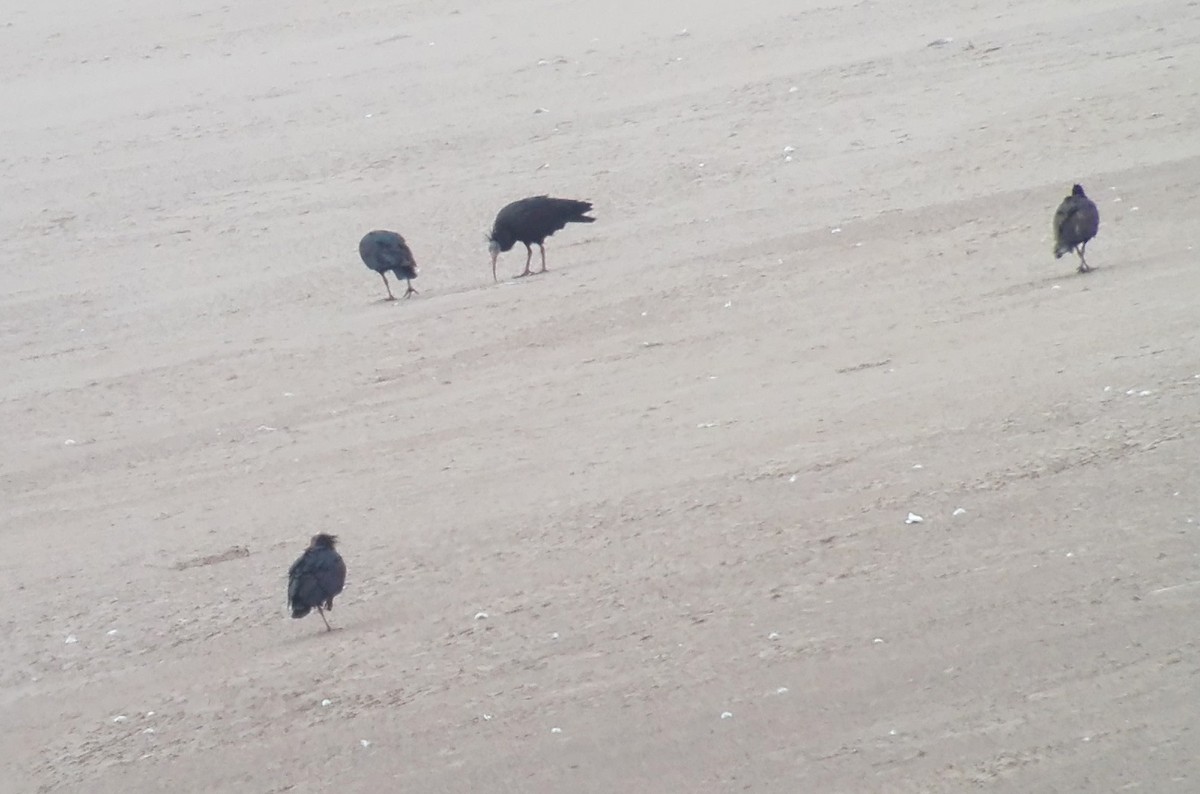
[491,250,499,282]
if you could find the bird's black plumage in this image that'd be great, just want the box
[487,195,595,281]
[359,230,420,300]
[287,533,347,631]
[1052,184,1100,273]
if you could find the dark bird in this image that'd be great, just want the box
[1052,184,1100,273]
[359,230,420,300]
[487,195,595,281]
[287,533,347,632]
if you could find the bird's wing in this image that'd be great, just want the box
[310,549,347,596]
[492,199,530,231]
[1053,198,1080,233]
[520,198,587,234]
[287,550,310,579]
[374,238,414,269]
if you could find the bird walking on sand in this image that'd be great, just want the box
[359,230,420,300]
[487,195,595,281]
[1052,184,1100,273]
[287,533,347,632]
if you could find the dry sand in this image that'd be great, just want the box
[3,0,1200,791]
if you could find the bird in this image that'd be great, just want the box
[1052,184,1100,273]
[287,533,347,632]
[487,195,595,281]
[359,230,420,300]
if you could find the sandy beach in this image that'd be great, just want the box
[3,0,1199,790]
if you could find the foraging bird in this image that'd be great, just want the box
[287,533,347,632]
[487,195,595,281]
[1052,184,1100,273]
[359,230,420,300]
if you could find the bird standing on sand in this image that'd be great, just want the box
[1052,184,1100,273]
[487,195,595,281]
[287,533,347,632]
[359,230,420,300]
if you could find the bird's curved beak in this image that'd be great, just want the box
[490,250,499,282]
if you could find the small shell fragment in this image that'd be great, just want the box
[905,512,924,524]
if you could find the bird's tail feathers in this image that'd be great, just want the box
[561,199,595,223]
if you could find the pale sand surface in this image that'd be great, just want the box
[3,1,1200,791]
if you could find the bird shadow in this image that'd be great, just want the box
[505,270,561,284]
[982,264,1105,300]
[278,622,348,644]
[359,268,567,305]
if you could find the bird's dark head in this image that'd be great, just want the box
[1072,184,1086,197]
[310,533,338,549]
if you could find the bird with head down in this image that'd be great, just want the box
[487,195,595,281]
[359,230,420,300]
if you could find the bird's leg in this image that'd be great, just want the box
[316,606,333,632]
[536,243,548,274]
[1076,242,1091,273]
[515,244,533,278]
[404,279,419,298]
[380,272,396,300]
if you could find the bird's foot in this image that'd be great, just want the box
[381,295,397,302]
[1077,263,1091,274]
[514,270,533,279]
[404,288,419,298]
